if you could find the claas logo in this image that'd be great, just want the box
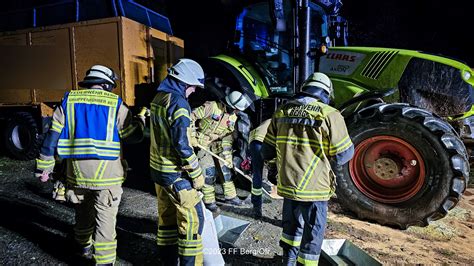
[326,53,356,62]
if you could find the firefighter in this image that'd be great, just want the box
[35,65,145,265]
[247,118,272,219]
[262,72,354,265]
[150,59,205,266]
[191,91,252,212]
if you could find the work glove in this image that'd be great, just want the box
[240,158,251,171]
[192,174,205,190]
[188,125,198,147]
[189,135,198,147]
[138,106,150,117]
[182,164,204,190]
[136,107,149,125]
[35,169,51,183]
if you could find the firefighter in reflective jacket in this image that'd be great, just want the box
[262,73,354,265]
[191,91,252,212]
[150,59,206,266]
[35,65,145,265]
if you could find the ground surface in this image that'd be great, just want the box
[0,156,473,265]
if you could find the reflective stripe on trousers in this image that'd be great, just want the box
[69,186,123,265]
[155,177,204,266]
[197,149,237,203]
[280,199,328,266]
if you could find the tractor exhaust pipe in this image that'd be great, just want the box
[297,0,311,93]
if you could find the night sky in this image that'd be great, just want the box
[342,0,473,65]
[2,0,473,65]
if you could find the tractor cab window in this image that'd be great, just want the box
[311,0,345,46]
[309,2,329,49]
[309,2,328,49]
[236,2,294,95]
[307,2,330,74]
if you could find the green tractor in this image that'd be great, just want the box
[203,0,472,228]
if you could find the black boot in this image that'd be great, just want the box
[205,202,220,212]
[225,197,245,206]
[253,205,262,219]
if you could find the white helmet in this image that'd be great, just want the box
[225,91,252,111]
[79,65,119,89]
[168,59,205,88]
[301,72,334,99]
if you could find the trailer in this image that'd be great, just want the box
[0,1,183,159]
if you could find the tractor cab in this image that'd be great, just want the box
[233,0,345,96]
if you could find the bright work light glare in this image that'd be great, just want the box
[463,71,471,81]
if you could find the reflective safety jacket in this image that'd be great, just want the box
[58,90,122,160]
[36,88,144,189]
[150,77,202,187]
[249,119,271,143]
[264,97,353,201]
[191,101,237,158]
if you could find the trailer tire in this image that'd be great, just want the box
[4,112,43,160]
[336,103,469,228]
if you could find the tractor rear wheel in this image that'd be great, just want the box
[336,103,469,228]
[4,112,43,160]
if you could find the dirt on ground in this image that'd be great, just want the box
[0,155,473,265]
[325,192,474,264]
[221,183,474,265]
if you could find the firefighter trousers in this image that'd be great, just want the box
[197,149,237,204]
[155,177,204,266]
[280,199,328,266]
[249,141,263,208]
[66,186,123,265]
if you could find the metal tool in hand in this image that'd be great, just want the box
[195,143,279,199]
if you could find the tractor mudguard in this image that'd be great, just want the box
[339,88,396,111]
[209,55,269,99]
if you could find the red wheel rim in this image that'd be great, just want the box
[349,135,425,204]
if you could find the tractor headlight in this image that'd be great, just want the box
[462,70,472,81]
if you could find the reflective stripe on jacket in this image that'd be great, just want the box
[150,77,202,187]
[264,98,353,201]
[58,89,122,160]
[36,88,144,189]
[249,119,271,143]
[191,101,237,159]
[191,101,237,146]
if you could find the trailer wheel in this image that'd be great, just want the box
[4,112,43,160]
[336,103,469,228]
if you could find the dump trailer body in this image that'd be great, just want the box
[0,16,184,159]
[0,16,183,107]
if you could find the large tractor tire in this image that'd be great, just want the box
[4,112,43,160]
[336,103,469,228]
